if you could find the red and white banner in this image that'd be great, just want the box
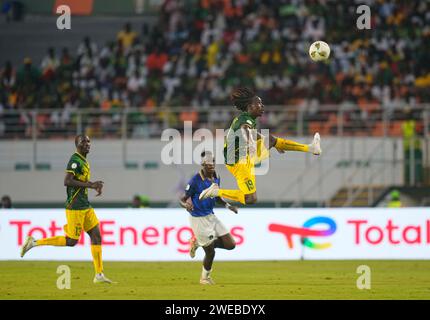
[1,208,430,260]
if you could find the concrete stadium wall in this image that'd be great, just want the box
[0,16,157,66]
[0,137,404,204]
[11,0,159,15]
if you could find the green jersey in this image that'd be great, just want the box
[65,152,91,210]
[224,112,257,165]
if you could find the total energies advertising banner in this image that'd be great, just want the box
[1,208,430,261]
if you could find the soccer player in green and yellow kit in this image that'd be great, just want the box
[200,87,321,205]
[20,135,113,284]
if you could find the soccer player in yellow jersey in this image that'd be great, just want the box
[20,135,113,284]
[200,87,322,205]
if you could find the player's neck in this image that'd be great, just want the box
[243,111,257,119]
[201,169,214,180]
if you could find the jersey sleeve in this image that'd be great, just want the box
[66,157,81,176]
[184,177,197,198]
[238,114,256,129]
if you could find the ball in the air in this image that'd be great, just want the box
[309,41,331,62]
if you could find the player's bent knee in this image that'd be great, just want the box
[245,195,257,205]
[66,238,78,247]
[226,243,236,250]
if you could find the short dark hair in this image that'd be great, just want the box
[1,195,12,208]
[230,87,256,111]
[201,151,214,164]
[74,134,86,147]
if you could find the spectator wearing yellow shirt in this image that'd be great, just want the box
[387,190,402,208]
[117,23,138,50]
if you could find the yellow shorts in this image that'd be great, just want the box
[63,208,99,240]
[226,157,257,195]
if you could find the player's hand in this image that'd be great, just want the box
[91,181,104,196]
[95,185,103,197]
[185,202,194,213]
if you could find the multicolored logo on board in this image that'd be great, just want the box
[268,216,337,249]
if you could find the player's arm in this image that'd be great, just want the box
[216,197,238,214]
[240,123,257,156]
[64,172,104,196]
[179,194,193,213]
[180,179,196,213]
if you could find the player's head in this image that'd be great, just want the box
[201,151,215,176]
[75,134,91,155]
[1,195,12,209]
[230,87,264,118]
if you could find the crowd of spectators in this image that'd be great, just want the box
[0,0,430,138]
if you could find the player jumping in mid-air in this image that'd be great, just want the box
[200,87,321,205]
[180,151,238,285]
[20,135,113,284]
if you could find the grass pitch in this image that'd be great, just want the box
[1,260,429,300]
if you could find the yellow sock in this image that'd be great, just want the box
[275,138,309,152]
[36,236,66,246]
[218,189,245,204]
[91,245,103,274]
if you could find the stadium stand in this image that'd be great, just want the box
[0,0,429,140]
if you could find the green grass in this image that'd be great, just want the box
[1,261,429,300]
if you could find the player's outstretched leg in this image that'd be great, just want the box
[21,235,68,257]
[199,182,249,204]
[273,132,322,155]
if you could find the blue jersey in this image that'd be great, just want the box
[185,171,220,217]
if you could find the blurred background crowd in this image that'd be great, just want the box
[0,0,429,138]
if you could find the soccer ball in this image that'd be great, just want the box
[309,41,331,62]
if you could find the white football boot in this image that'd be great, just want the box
[20,236,36,258]
[200,277,216,285]
[309,132,322,155]
[93,273,114,284]
[199,183,220,200]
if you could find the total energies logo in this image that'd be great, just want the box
[269,216,337,249]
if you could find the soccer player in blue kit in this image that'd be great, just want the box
[180,151,238,285]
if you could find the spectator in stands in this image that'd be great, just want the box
[1,0,430,138]
[40,47,59,81]
[17,58,40,88]
[1,195,12,209]
[0,61,16,91]
[387,190,402,208]
[117,22,138,50]
[77,36,98,58]
[131,194,150,208]
[402,107,423,186]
